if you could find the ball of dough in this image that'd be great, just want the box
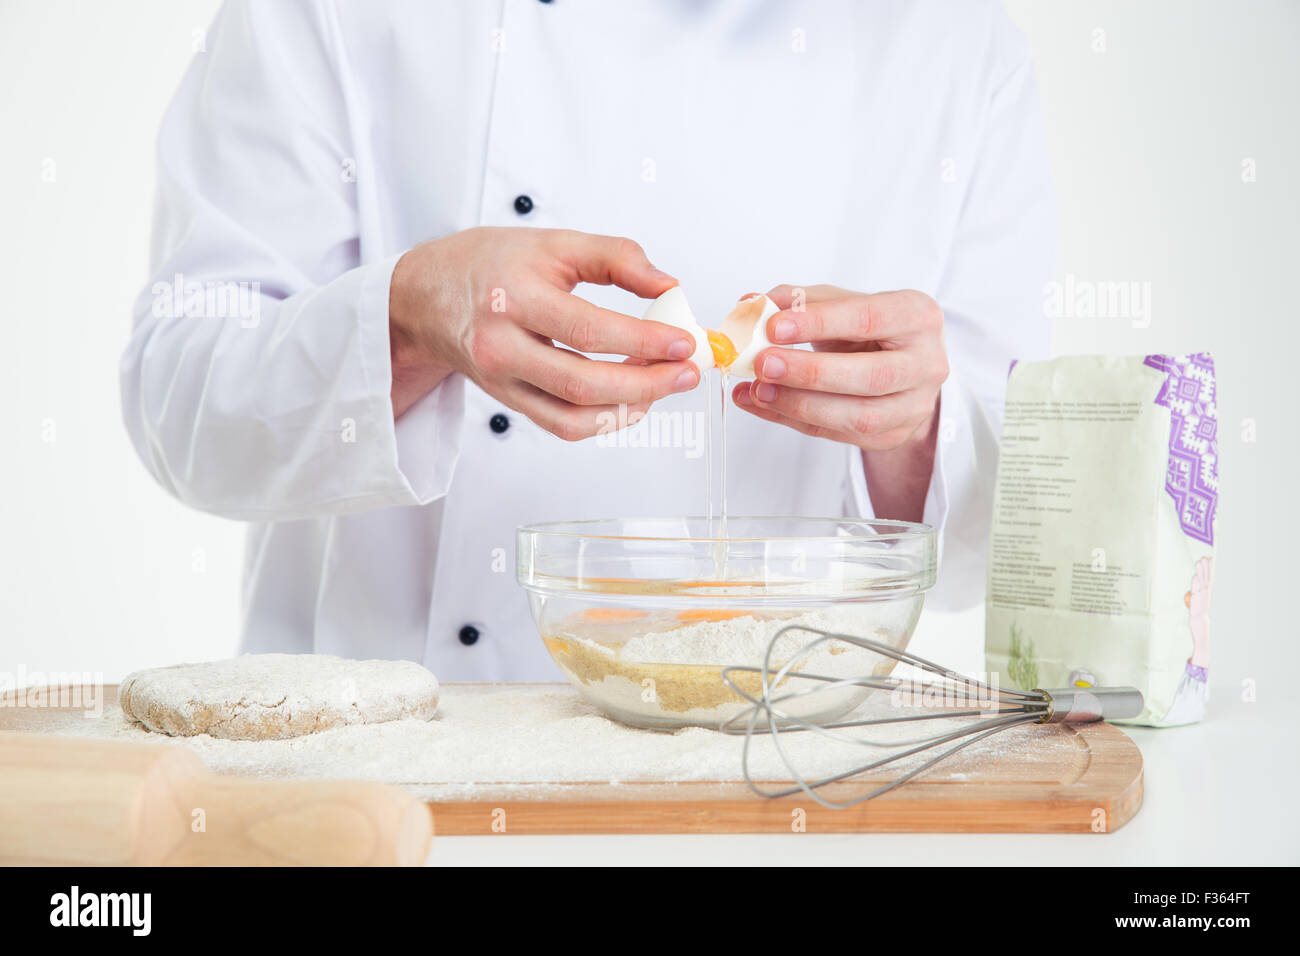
[119,654,440,740]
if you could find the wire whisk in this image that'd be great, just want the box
[719,624,1143,809]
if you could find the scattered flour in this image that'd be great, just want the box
[51,685,1053,799]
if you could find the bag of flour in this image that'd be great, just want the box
[984,353,1218,726]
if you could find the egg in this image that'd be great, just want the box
[641,285,712,372]
[718,293,780,380]
[641,288,780,381]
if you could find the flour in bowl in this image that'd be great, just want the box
[545,605,900,729]
[619,606,870,665]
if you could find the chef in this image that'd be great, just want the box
[120,0,1054,680]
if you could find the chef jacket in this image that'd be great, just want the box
[120,0,1055,679]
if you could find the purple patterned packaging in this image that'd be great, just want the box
[985,353,1218,726]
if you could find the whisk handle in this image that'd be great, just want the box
[1035,686,1144,723]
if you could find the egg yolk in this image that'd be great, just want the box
[706,329,739,369]
[676,609,751,623]
[581,608,648,622]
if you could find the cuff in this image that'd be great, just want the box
[847,373,993,610]
[358,253,464,507]
[846,382,960,535]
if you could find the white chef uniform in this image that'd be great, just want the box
[120,0,1055,680]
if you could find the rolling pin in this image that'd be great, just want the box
[0,731,433,866]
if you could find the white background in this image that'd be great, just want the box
[1,0,1295,719]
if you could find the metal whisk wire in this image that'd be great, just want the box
[719,624,1142,810]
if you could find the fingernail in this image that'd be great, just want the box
[755,383,778,403]
[667,338,694,360]
[650,266,675,280]
[761,354,787,380]
[674,368,699,391]
[734,388,752,407]
[773,319,797,342]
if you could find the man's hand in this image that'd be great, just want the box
[388,227,701,437]
[733,285,949,521]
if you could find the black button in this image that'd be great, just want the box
[458,625,480,646]
[513,194,534,215]
[489,413,510,434]
[538,0,553,4]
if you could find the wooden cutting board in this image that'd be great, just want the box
[0,683,1143,835]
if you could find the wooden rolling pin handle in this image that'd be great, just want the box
[147,769,434,866]
[0,732,433,866]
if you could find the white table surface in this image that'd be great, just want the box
[425,610,1298,866]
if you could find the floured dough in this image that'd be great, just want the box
[119,654,440,740]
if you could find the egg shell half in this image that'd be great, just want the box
[719,294,781,380]
[641,285,712,373]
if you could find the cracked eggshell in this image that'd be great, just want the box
[641,285,712,373]
[719,294,781,380]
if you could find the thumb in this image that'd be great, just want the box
[552,232,678,299]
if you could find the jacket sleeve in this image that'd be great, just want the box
[847,8,1056,612]
[119,0,464,522]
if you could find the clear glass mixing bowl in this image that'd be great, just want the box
[517,516,937,730]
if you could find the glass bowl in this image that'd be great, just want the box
[516,516,937,730]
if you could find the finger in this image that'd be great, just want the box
[735,382,923,450]
[765,286,794,311]
[753,346,919,396]
[764,284,843,311]
[516,340,699,406]
[548,231,678,299]
[732,383,842,442]
[502,379,652,443]
[766,290,942,346]
[526,288,697,361]
[745,382,922,449]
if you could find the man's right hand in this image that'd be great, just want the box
[387,227,701,438]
